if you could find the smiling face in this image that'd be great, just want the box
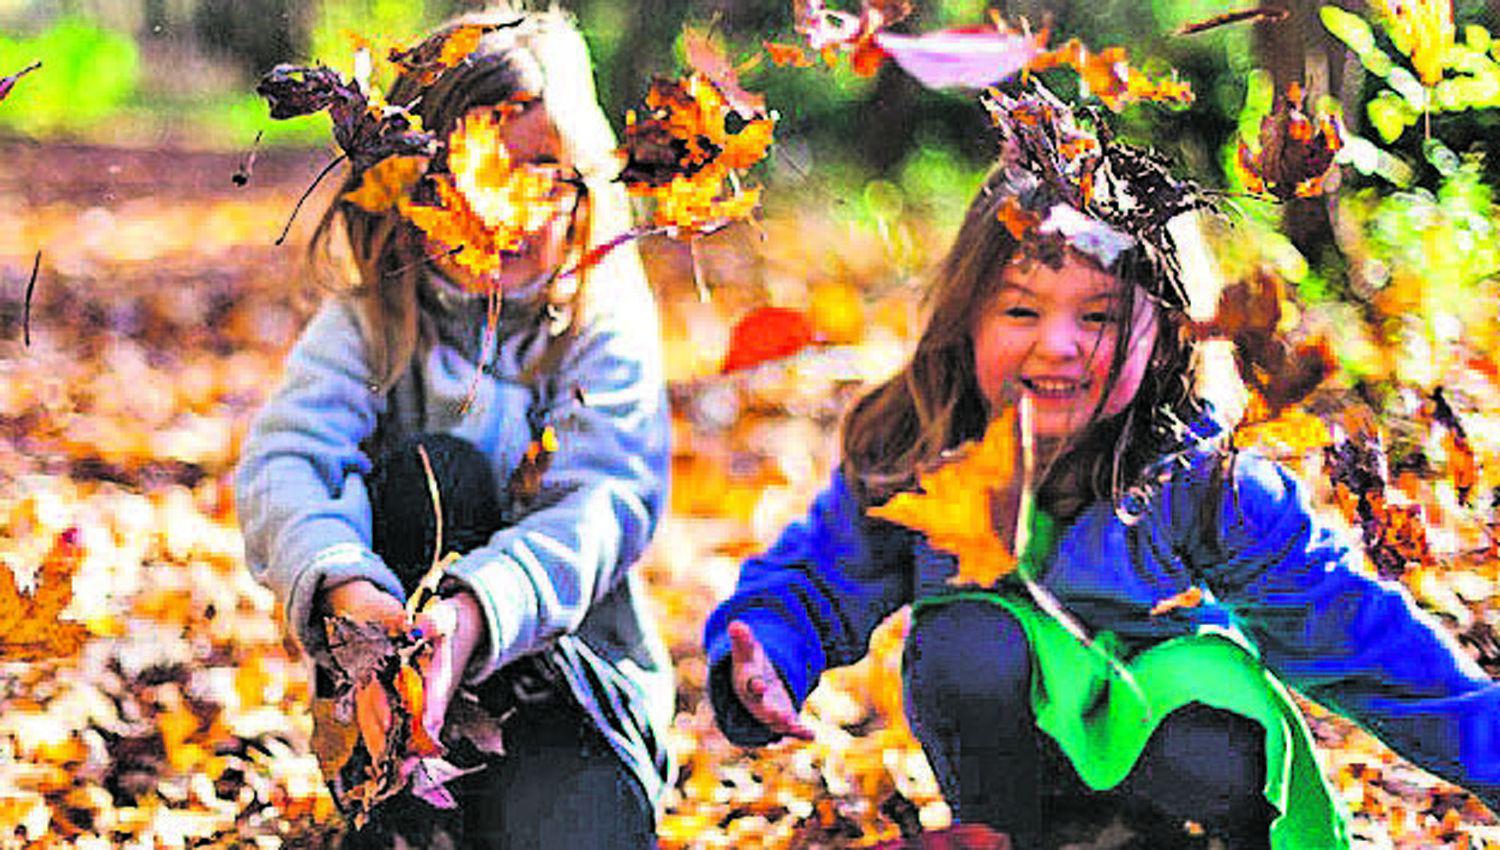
[971,251,1159,441]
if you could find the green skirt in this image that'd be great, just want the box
[911,590,1351,849]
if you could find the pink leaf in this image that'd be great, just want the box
[408,757,484,809]
[874,27,1043,90]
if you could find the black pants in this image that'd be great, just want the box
[904,600,1278,850]
[344,433,655,850]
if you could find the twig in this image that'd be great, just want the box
[277,153,348,246]
[1176,7,1288,36]
[386,245,464,279]
[406,443,447,620]
[232,130,263,187]
[23,250,40,347]
[689,235,710,303]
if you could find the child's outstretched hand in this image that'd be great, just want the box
[411,589,486,741]
[728,620,815,741]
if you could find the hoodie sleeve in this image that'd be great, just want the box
[234,300,405,665]
[1189,451,1500,809]
[702,471,916,746]
[439,275,670,685]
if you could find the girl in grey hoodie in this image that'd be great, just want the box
[235,8,671,848]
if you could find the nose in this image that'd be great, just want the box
[1036,315,1084,361]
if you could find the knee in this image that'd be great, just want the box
[904,601,1032,719]
[371,433,502,588]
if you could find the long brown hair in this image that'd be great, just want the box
[306,5,640,391]
[840,165,1202,519]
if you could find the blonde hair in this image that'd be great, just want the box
[307,5,641,390]
[840,165,1203,518]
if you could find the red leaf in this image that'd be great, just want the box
[721,306,817,374]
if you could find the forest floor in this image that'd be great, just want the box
[3,142,1500,849]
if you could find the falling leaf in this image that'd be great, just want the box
[873,26,1044,90]
[1031,40,1196,110]
[388,21,521,86]
[398,106,567,286]
[1149,586,1205,616]
[620,75,775,234]
[0,528,89,661]
[764,41,817,67]
[231,130,263,187]
[255,63,434,173]
[721,306,817,374]
[1235,82,1344,200]
[1379,0,1453,86]
[1198,271,1336,415]
[869,407,1021,587]
[0,60,40,104]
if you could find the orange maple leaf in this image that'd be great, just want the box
[620,74,774,234]
[398,106,566,287]
[343,155,429,213]
[0,528,89,661]
[868,407,1021,587]
[388,23,502,86]
[1032,39,1194,111]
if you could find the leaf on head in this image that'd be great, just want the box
[389,21,520,86]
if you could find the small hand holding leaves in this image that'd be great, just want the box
[726,621,815,741]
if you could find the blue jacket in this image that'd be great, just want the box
[704,415,1500,811]
[236,270,674,807]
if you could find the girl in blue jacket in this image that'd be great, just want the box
[704,85,1500,849]
[236,8,671,849]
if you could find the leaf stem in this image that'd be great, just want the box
[276,153,348,246]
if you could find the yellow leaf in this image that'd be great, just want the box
[868,407,1020,587]
[342,155,428,213]
[1378,0,1453,86]
[1150,586,1204,616]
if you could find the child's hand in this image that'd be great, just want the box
[411,589,486,742]
[727,620,815,741]
[321,578,407,631]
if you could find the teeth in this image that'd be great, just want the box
[1026,378,1085,393]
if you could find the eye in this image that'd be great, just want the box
[1004,306,1039,320]
[1082,310,1118,325]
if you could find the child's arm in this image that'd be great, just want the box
[437,275,670,685]
[1187,452,1500,808]
[703,471,914,745]
[235,300,404,666]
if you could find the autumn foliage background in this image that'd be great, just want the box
[8,0,1500,847]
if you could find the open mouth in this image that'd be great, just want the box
[1020,376,1091,399]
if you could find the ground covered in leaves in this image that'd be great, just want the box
[4,142,1500,849]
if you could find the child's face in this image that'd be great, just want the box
[430,103,576,293]
[972,251,1159,440]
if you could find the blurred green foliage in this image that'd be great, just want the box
[0,18,138,135]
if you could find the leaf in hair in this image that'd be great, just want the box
[868,407,1021,587]
[343,155,429,213]
[388,21,522,86]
